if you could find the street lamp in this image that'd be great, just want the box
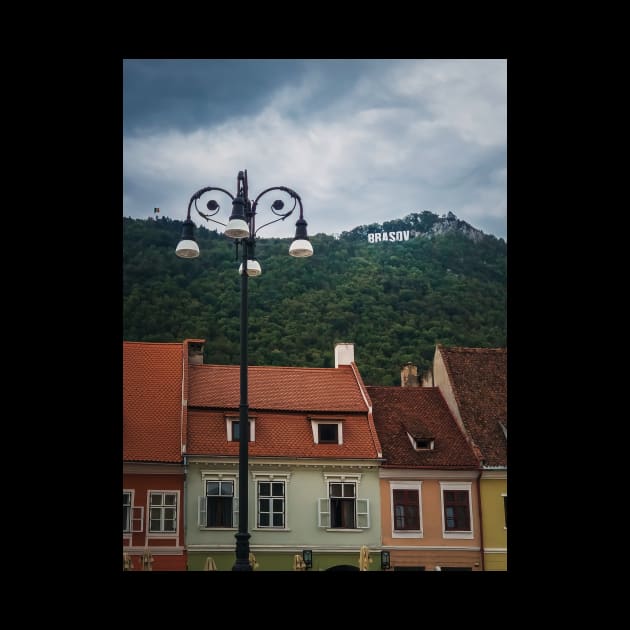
[175,169,313,571]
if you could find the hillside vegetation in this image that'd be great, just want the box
[123,213,506,385]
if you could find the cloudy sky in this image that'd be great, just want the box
[123,59,506,240]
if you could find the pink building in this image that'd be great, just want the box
[368,373,482,571]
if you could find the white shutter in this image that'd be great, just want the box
[318,498,330,528]
[233,497,239,528]
[357,498,370,529]
[198,496,207,527]
[131,506,144,532]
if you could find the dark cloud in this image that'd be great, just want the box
[123,59,382,134]
[123,59,506,240]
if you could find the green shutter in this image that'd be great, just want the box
[357,498,370,528]
[318,498,330,528]
[198,496,207,527]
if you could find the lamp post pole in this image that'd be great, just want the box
[234,228,251,570]
[176,170,313,571]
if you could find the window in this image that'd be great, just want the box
[310,419,343,444]
[123,490,144,533]
[227,417,255,442]
[199,473,239,529]
[123,492,131,532]
[257,481,285,528]
[444,491,470,531]
[414,438,434,450]
[318,474,369,530]
[253,472,291,530]
[407,432,434,450]
[330,482,355,528]
[393,489,420,531]
[318,424,339,443]
[390,482,422,537]
[440,482,473,539]
[149,492,178,533]
[203,481,236,528]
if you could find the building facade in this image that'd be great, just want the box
[184,343,384,571]
[368,372,483,571]
[425,345,507,570]
[123,341,202,570]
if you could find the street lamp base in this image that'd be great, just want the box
[232,532,253,571]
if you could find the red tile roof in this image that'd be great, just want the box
[438,346,507,467]
[366,387,480,468]
[187,363,379,459]
[189,364,368,413]
[187,410,380,459]
[123,342,183,463]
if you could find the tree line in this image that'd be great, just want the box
[123,215,506,386]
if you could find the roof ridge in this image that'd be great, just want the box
[123,340,182,346]
[441,346,507,353]
[190,364,351,372]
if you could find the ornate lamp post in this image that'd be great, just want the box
[176,170,313,570]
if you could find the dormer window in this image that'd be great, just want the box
[226,417,256,442]
[407,432,434,451]
[319,424,338,443]
[310,419,343,445]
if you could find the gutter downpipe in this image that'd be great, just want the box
[183,454,188,570]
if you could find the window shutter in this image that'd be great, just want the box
[233,497,239,528]
[318,498,330,528]
[357,498,370,529]
[198,496,207,527]
[131,506,144,532]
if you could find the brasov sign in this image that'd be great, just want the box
[367,230,412,243]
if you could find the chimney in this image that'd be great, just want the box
[401,362,419,387]
[335,343,355,367]
[188,341,204,365]
[421,367,434,387]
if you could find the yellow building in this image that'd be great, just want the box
[424,345,507,570]
[479,472,507,570]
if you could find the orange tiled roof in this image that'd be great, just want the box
[367,387,479,468]
[439,346,507,468]
[123,341,183,463]
[187,410,380,459]
[187,363,378,459]
[189,364,368,412]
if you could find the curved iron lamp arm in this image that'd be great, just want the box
[186,186,236,227]
[251,186,304,236]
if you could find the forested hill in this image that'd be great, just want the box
[123,212,506,386]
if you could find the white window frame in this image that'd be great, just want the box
[439,482,473,539]
[199,472,238,530]
[318,473,369,531]
[123,490,132,533]
[147,490,179,536]
[226,416,256,442]
[124,489,144,533]
[390,481,423,538]
[406,433,434,451]
[132,506,144,532]
[253,472,291,530]
[310,419,343,444]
